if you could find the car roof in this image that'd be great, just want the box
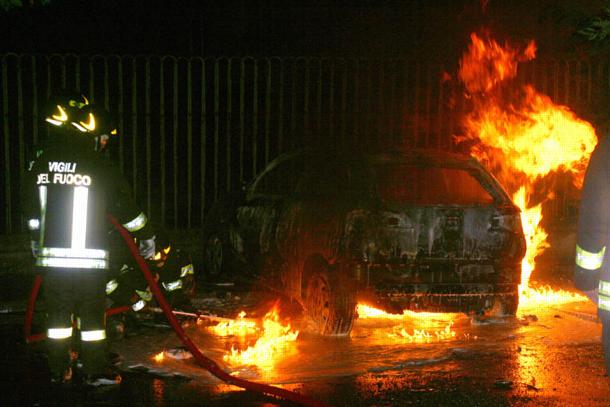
[263,147,514,205]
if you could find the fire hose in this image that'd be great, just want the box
[24,214,328,407]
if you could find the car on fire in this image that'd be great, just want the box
[202,148,527,336]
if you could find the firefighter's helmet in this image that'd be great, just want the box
[44,90,89,130]
[82,104,118,152]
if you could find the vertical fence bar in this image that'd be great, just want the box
[75,55,80,90]
[353,60,360,140]
[364,62,372,143]
[45,56,51,100]
[341,59,347,147]
[89,58,94,103]
[104,58,109,109]
[436,64,445,149]
[117,58,124,172]
[239,59,245,184]
[2,57,11,232]
[213,58,219,200]
[145,58,152,218]
[61,56,66,88]
[304,59,310,142]
[413,62,421,147]
[32,57,38,146]
[17,57,25,186]
[264,58,271,165]
[315,58,322,138]
[252,59,258,175]
[329,59,335,142]
[200,59,207,223]
[173,59,179,229]
[226,59,232,191]
[277,58,285,153]
[424,63,432,147]
[131,58,138,200]
[187,60,193,227]
[290,60,297,150]
[378,61,385,144]
[386,60,395,141]
[160,59,166,226]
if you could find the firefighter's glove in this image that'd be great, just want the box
[30,240,40,258]
[138,236,156,260]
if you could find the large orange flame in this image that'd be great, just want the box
[458,32,595,307]
[222,305,299,368]
[357,304,458,342]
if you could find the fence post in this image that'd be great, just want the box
[2,56,11,233]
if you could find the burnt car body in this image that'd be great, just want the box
[203,149,526,335]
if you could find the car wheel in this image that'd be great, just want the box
[203,235,225,277]
[302,260,357,336]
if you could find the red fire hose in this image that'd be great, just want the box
[23,215,327,406]
[105,214,328,407]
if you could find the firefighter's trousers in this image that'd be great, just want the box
[41,268,108,377]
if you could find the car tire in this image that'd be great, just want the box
[302,260,357,336]
[203,235,226,277]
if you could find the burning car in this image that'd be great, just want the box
[202,148,526,335]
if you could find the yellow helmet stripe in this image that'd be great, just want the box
[51,105,68,122]
[80,113,96,131]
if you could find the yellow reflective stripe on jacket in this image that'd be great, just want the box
[600,294,610,312]
[180,264,194,278]
[40,247,109,260]
[576,245,606,270]
[132,299,146,312]
[135,288,152,302]
[122,212,148,232]
[106,279,119,295]
[600,280,610,297]
[162,279,183,292]
[36,257,108,269]
[81,329,106,341]
[48,327,73,339]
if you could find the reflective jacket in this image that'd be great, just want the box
[24,132,153,270]
[575,135,610,311]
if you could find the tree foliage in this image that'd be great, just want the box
[0,0,50,12]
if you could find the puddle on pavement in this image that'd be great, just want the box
[114,299,600,396]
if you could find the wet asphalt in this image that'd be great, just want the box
[2,267,610,407]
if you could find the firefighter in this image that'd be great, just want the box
[23,92,156,386]
[574,133,610,375]
[106,234,196,316]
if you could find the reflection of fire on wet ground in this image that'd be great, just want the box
[357,304,459,343]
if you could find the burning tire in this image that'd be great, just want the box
[302,258,357,336]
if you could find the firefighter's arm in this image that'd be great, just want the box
[106,164,156,259]
[575,136,610,291]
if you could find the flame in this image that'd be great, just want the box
[223,305,299,368]
[153,351,165,362]
[457,32,596,307]
[209,311,259,336]
[356,304,457,343]
[458,33,535,94]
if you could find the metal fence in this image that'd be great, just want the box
[1,54,606,233]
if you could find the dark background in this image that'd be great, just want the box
[2,0,609,233]
[0,0,606,59]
